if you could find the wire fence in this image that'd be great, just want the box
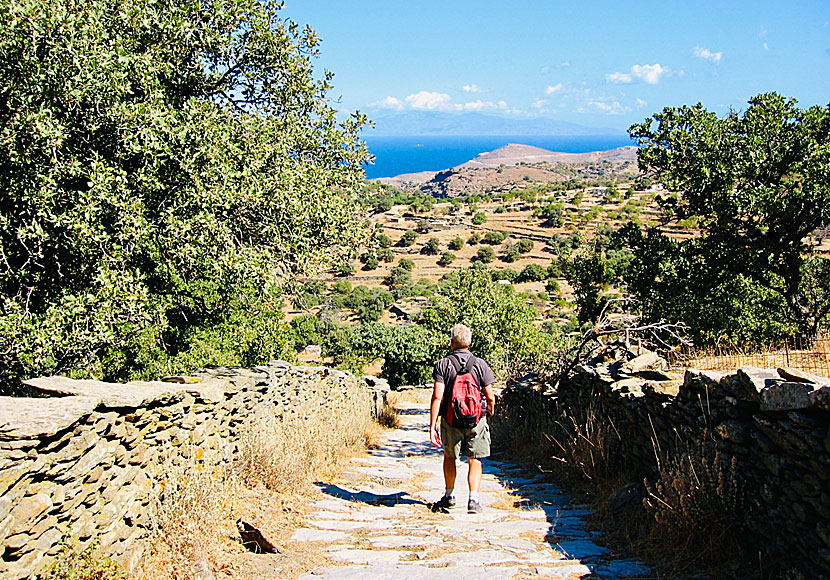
[668,334,830,379]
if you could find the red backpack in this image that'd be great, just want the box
[445,354,483,428]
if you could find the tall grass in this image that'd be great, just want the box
[139,390,374,579]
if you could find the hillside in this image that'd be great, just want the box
[375,144,639,197]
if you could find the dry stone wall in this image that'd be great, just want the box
[0,361,385,580]
[499,349,830,579]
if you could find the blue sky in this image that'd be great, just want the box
[283,1,830,134]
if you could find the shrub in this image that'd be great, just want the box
[437,252,456,266]
[483,232,506,245]
[363,256,379,270]
[475,247,496,263]
[398,258,415,271]
[467,232,482,245]
[449,236,465,251]
[500,244,520,263]
[421,238,441,255]
[518,263,548,282]
[398,231,418,247]
[377,248,395,263]
[472,211,487,225]
[517,239,534,253]
[376,233,393,248]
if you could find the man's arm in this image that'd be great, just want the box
[483,383,496,416]
[429,381,445,447]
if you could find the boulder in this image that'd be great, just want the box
[732,366,784,402]
[761,381,821,411]
[620,350,667,375]
[777,367,830,385]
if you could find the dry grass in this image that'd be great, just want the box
[139,392,374,580]
[36,542,126,580]
[673,335,830,378]
[641,442,746,578]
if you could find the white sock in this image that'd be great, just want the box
[444,489,454,498]
[469,492,480,503]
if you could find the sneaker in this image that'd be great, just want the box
[432,495,456,513]
[467,499,482,514]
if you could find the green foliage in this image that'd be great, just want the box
[491,269,519,283]
[398,231,418,247]
[472,211,487,225]
[475,247,496,263]
[500,243,520,263]
[449,236,465,251]
[467,232,482,245]
[398,258,415,271]
[565,251,613,325]
[377,248,395,263]
[422,267,554,378]
[376,233,393,248]
[0,0,370,391]
[437,252,456,266]
[539,202,565,227]
[495,205,506,213]
[416,219,432,233]
[348,323,440,387]
[362,256,379,271]
[518,264,548,283]
[629,93,830,339]
[516,239,534,254]
[421,237,441,255]
[483,232,506,245]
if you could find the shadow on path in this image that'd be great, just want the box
[314,482,428,507]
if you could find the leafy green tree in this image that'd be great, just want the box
[517,239,534,254]
[500,244,520,264]
[483,232,506,245]
[565,251,612,325]
[518,264,547,283]
[449,237,465,251]
[437,252,456,266]
[475,247,496,264]
[398,231,418,247]
[0,0,369,391]
[467,232,482,245]
[629,93,830,339]
[376,234,393,248]
[421,238,441,255]
[422,267,552,378]
[472,211,487,225]
[377,248,395,263]
[398,258,415,271]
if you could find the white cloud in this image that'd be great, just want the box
[371,96,404,110]
[631,64,666,84]
[462,84,481,93]
[606,71,633,84]
[636,98,648,109]
[693,46,722,63]
[558,61,570,68]
[607,63,668,85]
[578,98,630,115]
[405,91,453,110]
[545,83,564,95]
[532,98,548,109]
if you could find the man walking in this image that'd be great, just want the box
[429,323,496,514]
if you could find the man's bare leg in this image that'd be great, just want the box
[467,457,482,493]
[443,452,457,490]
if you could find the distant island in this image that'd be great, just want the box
[373,143,639,197]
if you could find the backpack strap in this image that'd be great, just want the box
[449,352,476,374]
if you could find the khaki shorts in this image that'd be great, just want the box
[441,416,490,459]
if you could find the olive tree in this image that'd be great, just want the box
[0,0,370,391]
[628,93,830,340]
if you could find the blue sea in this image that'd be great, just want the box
[362,135,635,179]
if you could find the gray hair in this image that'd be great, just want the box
[450,323,472,348]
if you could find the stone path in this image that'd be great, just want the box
[291,401,650,580]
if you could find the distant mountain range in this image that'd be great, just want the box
[365,111,626,137]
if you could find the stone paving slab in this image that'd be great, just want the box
[292,400,650,580]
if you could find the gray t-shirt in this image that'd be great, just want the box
[433,349,495,416]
